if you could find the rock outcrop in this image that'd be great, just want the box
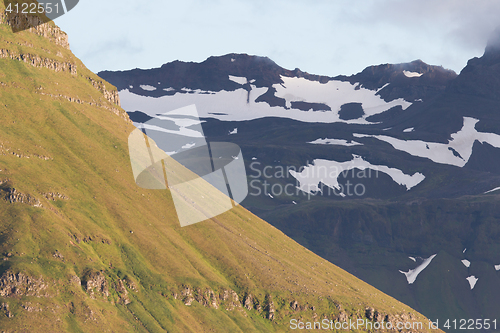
[0,267,434,331]
[0,271,49,297]
[1,302,13,318]
[2,7,69,49]
[0,48,76,75]
[82,270,109,299]
[21,302,42,312]
[219,288,241,311]
[2,187,42,208]
[194,288,219,309]
[243,293,256,310]
[86,76,121,107]
[42,192,69,201]
[264,295,275,320]
[114,279,131,305]
[0,142,52,160]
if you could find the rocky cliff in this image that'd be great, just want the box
[1,7,122,109]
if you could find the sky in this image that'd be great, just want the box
[55,0,500,77]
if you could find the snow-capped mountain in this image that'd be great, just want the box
[100,54,455,124]
[99,30,500,330]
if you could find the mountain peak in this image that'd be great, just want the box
[99,53,334,97]
[484,26,500,57]
[447,27,500,100]
[206,53,276,63]
[332,59,457,103]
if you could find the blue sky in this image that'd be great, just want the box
[56,0,500,76]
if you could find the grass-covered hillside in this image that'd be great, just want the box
[0,5,442,332]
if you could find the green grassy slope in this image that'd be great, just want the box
[0,7,442,333]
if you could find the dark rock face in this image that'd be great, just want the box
[338,102,364,120]
[255,86,287,108]
[291,101,331,112]
[366,105,404,123]
[464,141,500,174]
[127,111,153,123]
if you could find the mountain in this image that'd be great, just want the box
[100,30,500,332]
[0,4,443,333]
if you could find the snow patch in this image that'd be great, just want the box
[308,138,363,146]
[252,157,257,160]
[181,142,196,149]
[484,187,500,194]
[354,117,500,167]
[267,193,274,199]
[377,83,390,92]
[409,257,416,262]
[495,265,500,271]
[140,85,157,91]
[403,71,423,78]
[466,276,478,289]
[156,116,204,128]
[229,75,247,85]
[289,155,425,194]
[229,128,238,135]
[273,76,412,124]
[163,87,175,92]
[399,254,437,284]
[403,127,414,133]
[119,75,411,125]
[140,105,206,138]
[138,123,203,138]
[462,259,471,268]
